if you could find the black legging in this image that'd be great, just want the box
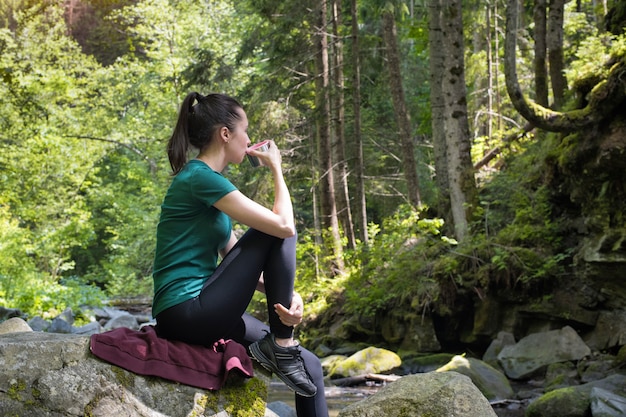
[155,229,329,417]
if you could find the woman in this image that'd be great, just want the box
[152,92,328,417]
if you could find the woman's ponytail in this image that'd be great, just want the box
[167,92,200,174]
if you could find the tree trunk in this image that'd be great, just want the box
[494,0,502,133]
[427,0,451,226]
[486,4,494,144]
[331,0,356,250]
[381,9,422,208]
[441,0,476,242]
[315,0,344,274]
[350,0,368,244]
[533,0,549,106]
[547,0,567,109]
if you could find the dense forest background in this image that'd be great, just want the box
[1,0,625,347]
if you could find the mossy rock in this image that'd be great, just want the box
[328,346,401,379]
[436,355,514,401]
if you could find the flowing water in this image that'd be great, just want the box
[267,379,381,416]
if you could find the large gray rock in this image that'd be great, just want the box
[436,354,514,401]
[525,374,626,417]
[103,312,140,330]
[0,331,269,417]
[590,387,626,417]
[482,331,515,369]
[497,326,591,379]
[583,310,626,351]
[266,401,297,417]
[337,372,497,417]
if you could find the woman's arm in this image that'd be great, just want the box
[215,191,294,238]
[214,141,295,238]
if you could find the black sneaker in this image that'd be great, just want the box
[249,333,317,397]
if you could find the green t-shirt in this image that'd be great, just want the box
[152,160,237,317]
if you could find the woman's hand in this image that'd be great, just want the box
[249,140,281,169]
[274,291,304,327]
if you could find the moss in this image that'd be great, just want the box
[221,377,267,417]
[111,365,136,388]
[7,379,26,401]
[187,392,219,417]
[545,374,566,391]
[84,392,106,417]
[188,377,267,417]
[6,378,40,409]
[526,386,589,417]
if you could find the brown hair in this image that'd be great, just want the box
[167,92,243,174]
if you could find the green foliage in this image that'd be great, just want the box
[565,34,614,92]
[342,205,452,318]
[563,2,601,62]
[294,231,350,315]
[460,138,572,291]
[0,206,38,301]
[0,270,104,321]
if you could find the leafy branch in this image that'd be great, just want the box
[66,135,157,174]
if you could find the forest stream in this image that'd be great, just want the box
[267,378,529,417]
[267,379,381,417]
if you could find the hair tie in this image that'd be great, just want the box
[188,92,203,114]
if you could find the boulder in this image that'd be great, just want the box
[482,331,515,369]
[327,346,401,379]
[436,354,514,401]
[400,352,455,374]
[0,331,270,417]
[544,361,579,391]
[103,312,140,330]
[337,372,497,417]
[590,387,626,417]
[525,374,626,417]
[28,316,51,332]
[578,353,619,383]
[0,306,22,321]
[583,310,626,351]
[497,326,591,379]
[320,354,347,375]
[0,317,33,334]
[266,401,297,417]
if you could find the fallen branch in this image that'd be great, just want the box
[474,122,534,170]
[489,399,527,406]
[330,373,402,387]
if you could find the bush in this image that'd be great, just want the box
[342,205,453,318]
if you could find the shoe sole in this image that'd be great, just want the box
[249,342,317,397]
